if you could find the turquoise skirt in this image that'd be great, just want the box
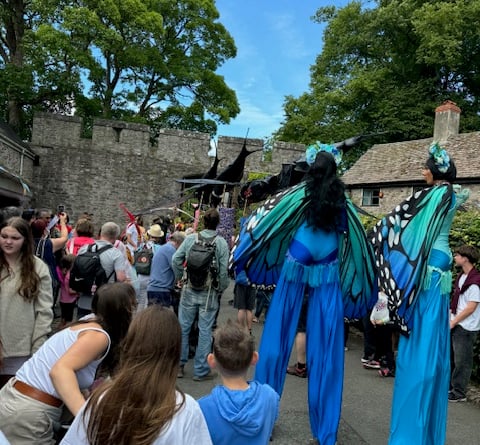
[389,249,451,445]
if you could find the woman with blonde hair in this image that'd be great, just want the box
[61,305,212,445]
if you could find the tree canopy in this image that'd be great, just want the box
[276,0,480,166]
[0,0,240,138]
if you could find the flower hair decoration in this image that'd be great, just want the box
[305,142,342,166]
[428,142,450,173]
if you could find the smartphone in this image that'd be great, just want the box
[57,204,65,214]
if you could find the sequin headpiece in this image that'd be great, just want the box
[305,142,342,166]
[428,142,450,173]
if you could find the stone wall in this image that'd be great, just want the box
[26,112,480,228]
[30,113,304,228]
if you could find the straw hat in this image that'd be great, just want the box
[147,224,164,238]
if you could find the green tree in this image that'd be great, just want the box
[0,0,83,135]
[0,0,239,137]
[276,0,480,162]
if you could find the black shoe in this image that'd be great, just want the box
[286,364,307,378]
[448,392,466,402]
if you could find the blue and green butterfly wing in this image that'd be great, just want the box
[231,183,308,288]
[371,185,453,334]
[340,199,378,320]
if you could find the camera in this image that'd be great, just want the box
[57,204,65,214]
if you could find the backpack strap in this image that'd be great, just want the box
[89,243,113,255]
[91,243,116,283]
[35,238,46,259]
[106,269,116,282]
[198,233,217,246]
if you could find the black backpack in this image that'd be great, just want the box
[186,234,218,290]
[70,244,114,294]
[134,245,154,275]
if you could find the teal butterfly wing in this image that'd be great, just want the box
[230,183,308,288]
[340,199,378,320]
[371,185,454,334]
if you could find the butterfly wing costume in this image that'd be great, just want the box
[371,184,456,334]
[372,183,469,445]
[231,182,377,317]
[230,181,376,445]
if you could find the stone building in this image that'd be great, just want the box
[29,112,304,227]
[343,101,480,214]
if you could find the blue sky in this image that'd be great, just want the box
[214,0,349,140]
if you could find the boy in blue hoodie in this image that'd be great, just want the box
[198,319,279,445]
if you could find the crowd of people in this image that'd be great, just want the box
[0,139,478,444]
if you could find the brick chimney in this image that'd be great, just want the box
[433,100,461,143]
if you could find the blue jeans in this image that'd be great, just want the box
[179,286,219,377]
[451,325,478,398]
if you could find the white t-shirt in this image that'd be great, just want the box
[126,223,140,256]
[60,392,212,445]
[451,274,480,331]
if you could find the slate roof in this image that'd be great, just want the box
[342,131,480,187]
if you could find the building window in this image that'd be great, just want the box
[362,188,381,206]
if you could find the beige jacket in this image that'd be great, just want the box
[0,256,53,358]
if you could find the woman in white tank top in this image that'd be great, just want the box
[0,282,136,445]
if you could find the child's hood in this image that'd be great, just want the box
[210,380,269,436]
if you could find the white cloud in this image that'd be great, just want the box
[264,12,315,59]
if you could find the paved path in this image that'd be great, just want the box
[177,284,480,445]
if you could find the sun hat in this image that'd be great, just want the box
[147,224,164,238]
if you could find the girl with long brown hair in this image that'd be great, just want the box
[0,216,53,387]
[61,305,212,445]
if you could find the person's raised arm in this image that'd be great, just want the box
[51,213,68,252]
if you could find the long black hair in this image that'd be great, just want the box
[305,151,346,232]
